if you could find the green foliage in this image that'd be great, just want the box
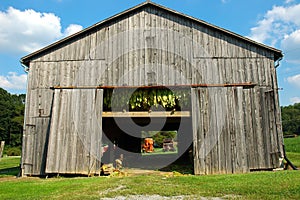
[103,88,191,111]
[281,103,300,135]
[0,88,25,147]
[281,104,300,135]
[4,146,22,156]
[152,131,177,147]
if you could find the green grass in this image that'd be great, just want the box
[0,171,299,199]
[286,152,300,168]
[284,137,300,168]
[284,136,300,153]
[142,147,178,156]
[0,156,20,177]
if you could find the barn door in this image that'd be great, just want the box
[192,87,250,175]
[46,89,103,175]
[192,87,225,175]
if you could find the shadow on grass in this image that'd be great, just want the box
[0,166,20,177]
[160,156,194,174]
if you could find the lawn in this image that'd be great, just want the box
[141,147,178,156]
[284,136,300,153]
[0,170,299,199]
[0,156,20,177]
[284,136,300,168]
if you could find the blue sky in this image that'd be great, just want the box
[0,0,300,106]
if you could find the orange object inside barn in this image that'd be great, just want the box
[142,138,154,153]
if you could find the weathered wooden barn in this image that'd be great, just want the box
[20,1,284,176]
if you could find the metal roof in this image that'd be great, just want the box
[20,1,283,66]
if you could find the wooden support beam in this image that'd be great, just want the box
[0,141,5,159]
[50,82,256,90]
[102,111,191,118]
[283,145,298,170]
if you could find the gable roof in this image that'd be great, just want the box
[20,1,283,66]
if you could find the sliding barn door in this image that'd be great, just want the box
[46,89,103,175]
[192,87,250,175]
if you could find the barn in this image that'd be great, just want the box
[20,1,284,176]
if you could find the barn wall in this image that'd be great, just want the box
[22,5,283,175]
[30,6,276,87]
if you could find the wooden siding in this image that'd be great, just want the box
[21,82,54,175]
[21,5,283,175]
[192,87,282,175]
[45,89,103,175]
[29,7,276,87]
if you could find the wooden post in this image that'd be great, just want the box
[0,141,5,159]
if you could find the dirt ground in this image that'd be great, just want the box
[101,195,224,200]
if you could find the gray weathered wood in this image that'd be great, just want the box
[45,89,103,175]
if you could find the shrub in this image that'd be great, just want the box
[5,146,21,156]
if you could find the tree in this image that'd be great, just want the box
[281,103,300,135]
[152,131,177,147]
[0,88,25,147]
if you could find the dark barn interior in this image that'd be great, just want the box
[102,109,193,170]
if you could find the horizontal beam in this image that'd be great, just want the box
[102,111,191,118]
[50,82,256,90]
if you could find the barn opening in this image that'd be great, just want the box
[101,87,193,171]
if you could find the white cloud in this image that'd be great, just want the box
[287,74,300,88]
[0,7,83,54]
[282,30,300,63]
[285,0,295,4]
[0,72,27,90]
[290,97,300,104]
[249,4,300,64]
[63,24,83,37]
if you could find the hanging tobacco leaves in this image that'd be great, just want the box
[103,88,191,111]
